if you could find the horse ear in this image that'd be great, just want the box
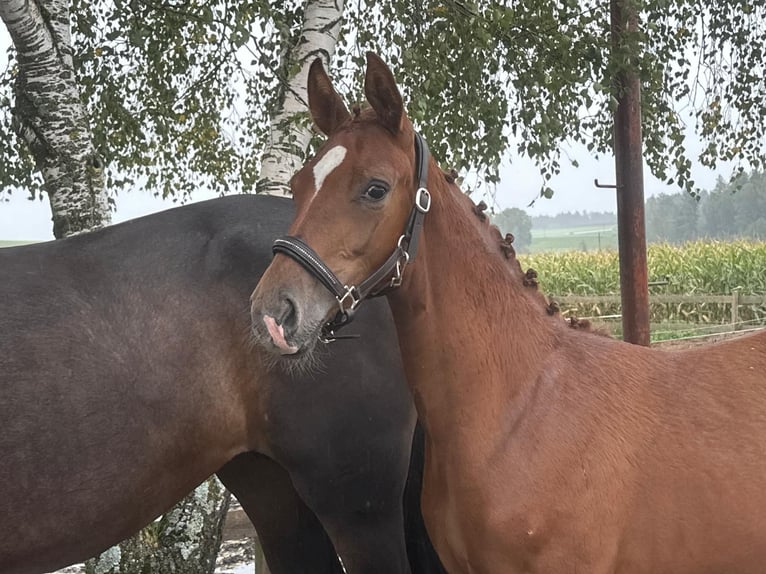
[364,52,404,135]
[307,58,351,136]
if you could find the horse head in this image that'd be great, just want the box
[251,53,427,365]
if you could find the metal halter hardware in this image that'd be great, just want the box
[272,132,431,342]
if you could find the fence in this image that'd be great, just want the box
[553,290,766,341]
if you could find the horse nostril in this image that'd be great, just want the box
[279,295,299,336]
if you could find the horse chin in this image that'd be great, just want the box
[267,336,328,377]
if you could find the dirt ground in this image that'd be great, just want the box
[50,539,255,574]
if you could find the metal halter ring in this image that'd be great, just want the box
[337,285,361,314]
[415,188,431,213]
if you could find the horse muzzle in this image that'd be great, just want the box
[250,268,338,357]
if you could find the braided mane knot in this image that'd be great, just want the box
[523,268,538,288]
[472,200,488,222]
[500,233,515,259]
[546,299,560,316]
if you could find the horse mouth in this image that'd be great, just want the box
[263,315,300,355]
[251,316,329,376]
[249,282,336,371]
[252,313,325,363]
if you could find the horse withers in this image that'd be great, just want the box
[0,195,443,574]
[250,53,766,573]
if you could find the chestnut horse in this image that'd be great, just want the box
[250,53,766,573]
[0,195,444,574]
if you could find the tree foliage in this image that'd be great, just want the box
[2,0,766,202]
[1,0,300,199]
[491,207,532,252]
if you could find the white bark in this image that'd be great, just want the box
[84,477,230,574]
[257,0,345,197]
[0,0,110,237]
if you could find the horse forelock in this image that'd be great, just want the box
[341,105,387,130]
[335,104,416,147]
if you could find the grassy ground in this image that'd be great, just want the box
[0,239,37,248]
[594,319,743,343]
[530,225,618,252]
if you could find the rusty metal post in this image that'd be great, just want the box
[611,0,650,346]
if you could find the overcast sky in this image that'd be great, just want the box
[0,28,733,241]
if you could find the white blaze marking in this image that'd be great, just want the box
[313,145,347,195]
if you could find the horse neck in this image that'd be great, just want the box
[387,175,557,452]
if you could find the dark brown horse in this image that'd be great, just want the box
[250,53,766,573]
[0,195,444,574]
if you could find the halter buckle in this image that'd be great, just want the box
[337,285,361,314]
[390,250,410,288]
[319,330,337,344]
[415,187,431,213]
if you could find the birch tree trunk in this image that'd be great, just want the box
[84,477,230,574]
[257,0,345,197]
[0,0,109,237]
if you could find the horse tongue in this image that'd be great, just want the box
[263,315,299,355]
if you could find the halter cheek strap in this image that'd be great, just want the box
[272,132,431,342]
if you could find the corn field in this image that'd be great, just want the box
[519,240,766,325]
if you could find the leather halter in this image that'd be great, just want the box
[272,132,431,342]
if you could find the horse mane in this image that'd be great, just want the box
[452,183,613,339]
[446,186,556,321]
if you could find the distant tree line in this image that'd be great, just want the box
[492,170,766,252]
[492,208,618,253]
[646,171,766,243]
[531,211,617,230]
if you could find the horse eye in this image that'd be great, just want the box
[364,183,389,201]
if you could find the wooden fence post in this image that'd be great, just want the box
[731,287,741,331]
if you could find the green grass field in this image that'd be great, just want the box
[530,225,618,252]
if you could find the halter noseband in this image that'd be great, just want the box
[272,132,431,342]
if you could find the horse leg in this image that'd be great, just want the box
[314,424,446,574]
[217,452,344,574]
[319,505,412,574]
[403,422,447,573]
[286,462,412,574]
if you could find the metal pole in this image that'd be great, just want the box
[611,0,650,346]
